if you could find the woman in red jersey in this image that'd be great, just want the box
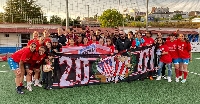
[88,35,99,44]
[80,37,90,46]
[31,46,46,88]
[106,37,115,55]
[165,34,180,82]
[143,31,154,46]
[177,34,192,83]
[7,43,37,94]
[43,30,51,43]
[67,38,76,47]
[27,31,39,46]
[156,38,172,82]
[99,37,105,46]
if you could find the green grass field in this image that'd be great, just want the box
[0,53,200,104]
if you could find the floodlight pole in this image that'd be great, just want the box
[66,0,69,31]
[146,0,149,31]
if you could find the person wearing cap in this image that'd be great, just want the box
[52,27,67,46]
[115,30,131,53]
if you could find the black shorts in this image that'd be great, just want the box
[24,63,31,70]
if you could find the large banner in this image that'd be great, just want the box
[52,44,155,88]
[191,42,200,52]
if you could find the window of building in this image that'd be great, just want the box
[4,34,9,37]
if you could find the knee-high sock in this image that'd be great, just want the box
[175,69,179,78]
[179,70,183,76]
[183,71,188,79]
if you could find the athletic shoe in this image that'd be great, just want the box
[149,76,154,80]
[34,80,42,87]
[27,82,33,91]
[16,86,24,94]
[46,86,52,90]
[179,76,183,80]
[175,77,179,82]
[162,75,167,80]
[181,79,186,83]
[156,76,161,80]
[167,77,172,82]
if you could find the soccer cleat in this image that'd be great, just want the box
[16,86,24,94]
[156,76,161,80]
[34,80,42,87]
[175,77,179,82]
[167,77,172,82]
[181,79,186,83]
[27,82,33,91]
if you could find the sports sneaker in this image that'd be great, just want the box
[27,82,33,91]
[34,80,42,87]
[16,86,24,94]
[156,76,161,80]
[149,76,154,80]
[181,79,186,83]
[167,77,172,82]
[162,75,167,80]
[175,77,179,82]
[179,76,183,80]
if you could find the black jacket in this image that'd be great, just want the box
[52,34,67,46]
[115,37,131,52]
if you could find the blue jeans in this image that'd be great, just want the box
[157,61,172,77]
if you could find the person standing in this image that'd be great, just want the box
[115,30,131,53]
[156,38,172,82]
[165,34,180,82]
[177,34,192,83]
[52,27,67,46]
[8,43,37,94]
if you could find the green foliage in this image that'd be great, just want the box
[171,14,183,20]
[50,15,62,24]
[3,0,43,23]
[127,21,146,27]
[62,18,81,26]
[98,9,123,27]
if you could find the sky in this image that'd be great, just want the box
[0,0,200,19]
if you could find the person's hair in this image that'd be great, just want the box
[157,37,165,45]
[128,31,133,35]
[106,37,113,46]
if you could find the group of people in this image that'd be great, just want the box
[7,27,192,94]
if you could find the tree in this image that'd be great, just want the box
[3,0,43,23]
[0,12,4,23]
[172,14,183,20]
[50,15,62,24]
[98,9,123,27]
[62,18,81,27]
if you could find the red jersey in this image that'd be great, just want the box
[88,41,99,45]
[32,52,46,64]
[159,45,172,64]
[11,47,34,63]
[27,39,38,46]
[44,38,51,44]
[143,37,154,46]
[165,40,179,59]
[177,40,191,59]
[27,39,41,51]
[79,43,90,46]
[107,45,115,53]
